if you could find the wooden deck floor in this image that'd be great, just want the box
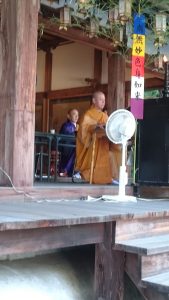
[0,197,169,229]
[0,188,169,298]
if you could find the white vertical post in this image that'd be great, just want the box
[118,140,128,198]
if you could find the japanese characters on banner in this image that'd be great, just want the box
[131,14,145,119]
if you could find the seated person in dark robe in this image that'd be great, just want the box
[59,109,79,177]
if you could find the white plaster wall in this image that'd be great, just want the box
[36,51,45,92]
[51,43,94,90]
[36,44,155,92]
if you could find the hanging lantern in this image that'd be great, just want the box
[154,35,165,48]
[155,13,167,33]
[89,18,99,38]
[119,0,131,24]
[108,7,119,24]
[78,0,90,12]
[78,0,87,3]
[112,27,124,46]
[59,6,71,30]
[154,51,165,71]
[163,55,168,63]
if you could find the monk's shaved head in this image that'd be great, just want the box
[92,91,105,111]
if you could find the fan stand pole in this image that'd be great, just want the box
[102,140,136,202]
[117,140,136,201]
[119,141,127,198]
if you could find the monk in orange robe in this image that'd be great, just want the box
[75,91,121,184]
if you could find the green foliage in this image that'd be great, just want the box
[42,0,169,61]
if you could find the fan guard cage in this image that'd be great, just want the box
[106,109,136,144]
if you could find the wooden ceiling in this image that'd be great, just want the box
[38,4,72,51]
[38,4,164,80]
[37,31,72,51]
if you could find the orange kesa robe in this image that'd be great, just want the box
[75,106,121,184]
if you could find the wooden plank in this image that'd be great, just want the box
[0,198,169,230]
[0,223,104,259]
[142,253,169,278]
[139,186,169,199]
[125,253,148,300]
[143,288,169,300]
[125,253,142,284]
[126,255,169,300]
[115,234,169,255]
[142,271,169,294]
[116,216,169,242]
[94,222,124,300]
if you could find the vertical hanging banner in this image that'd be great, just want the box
[130,14,145,119]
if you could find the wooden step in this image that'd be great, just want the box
[116,216,169,242]
[115,233,169,255]
[142,271,169,294]
[142,253,169,278]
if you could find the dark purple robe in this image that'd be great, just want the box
[59,121,76,176]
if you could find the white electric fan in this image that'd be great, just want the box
[103,109,137,202]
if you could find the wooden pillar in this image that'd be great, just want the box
[107,53,125,114]
[94,222,125,300]
[94,49,102,86]
[0,0,39,187]
[42,50,52,132]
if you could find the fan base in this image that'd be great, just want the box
[102,195,137,202]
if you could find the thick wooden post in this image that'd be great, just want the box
[94,222,125,300]
[0,0,39,187]
[94,49,102,85]
[42,50,52,132]
[107,53,125,114]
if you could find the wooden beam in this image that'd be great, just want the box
[36,92,47,102]
[94,222,125,300]
[107,53,125,114]
[39,15,116,53]
[0,0,39,187]
[47,85,105,99]
[36,76,164,104]
[0,223,104,259]
[36,86,102,101]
